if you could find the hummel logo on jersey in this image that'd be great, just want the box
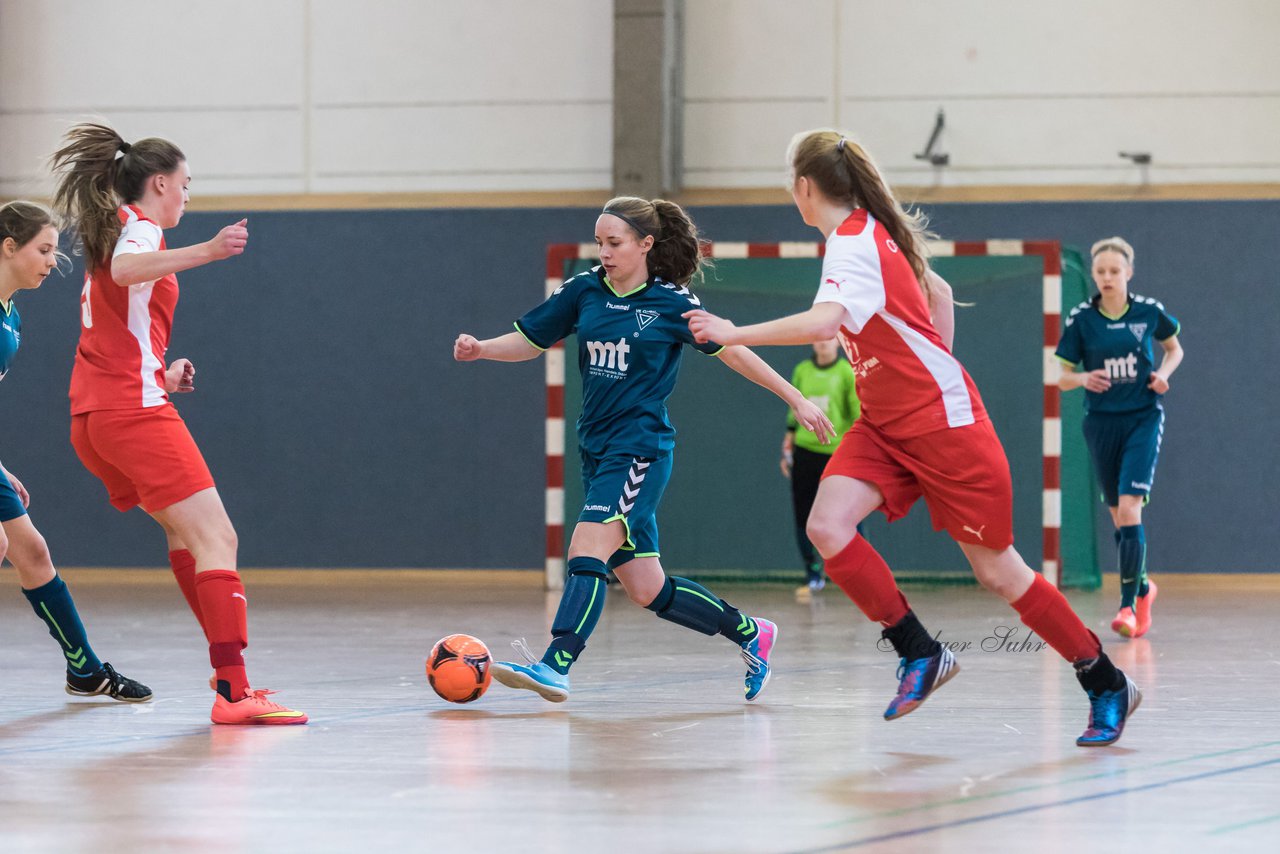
[606,301,630,311]
[1128,322,1148,341]
[586,338,631,373]
[885,239,899,253]
[1103,353,1139,380]
[962,524,986,541]
[635,309,659,331]
[584,504,612,513]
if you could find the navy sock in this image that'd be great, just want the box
[23,575,103,677]
[646,577,757,644]
[1118,525,1146,609]
[542,557,608,675]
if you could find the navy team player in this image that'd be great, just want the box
[454,196,835,702]
[1056,236,1183,638]
[0,201,150,701]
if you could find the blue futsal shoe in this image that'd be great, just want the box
[741,619,777,701]
[491,640,570,703]
[1077,673,1142,747]
[884,646,960,720]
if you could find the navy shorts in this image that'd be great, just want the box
[0,470,28,523]
[577,451,673,569]
[1082,406,1165,506]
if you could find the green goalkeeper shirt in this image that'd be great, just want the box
[787,356,861,455]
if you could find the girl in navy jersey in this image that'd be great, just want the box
[50,123,305,725]
[1057,237,1182,638]
[455,196,835,703]
[0,201,151,702]
[686,129,1140,746]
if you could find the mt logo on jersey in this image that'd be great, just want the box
[586,338,631,377]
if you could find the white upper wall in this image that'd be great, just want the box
[2,0,1276,197]
[684,0,1280,187]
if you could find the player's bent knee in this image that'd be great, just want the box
[806,512,853,555]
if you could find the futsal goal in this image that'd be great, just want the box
[541,240,1099,591]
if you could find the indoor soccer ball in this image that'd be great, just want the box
[426,634,492,703]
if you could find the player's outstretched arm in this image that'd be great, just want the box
[112,219,249,286]
[454,332,542,363]
[717,345,837,444]
[684,303,845,348]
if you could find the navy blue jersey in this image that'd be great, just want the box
[515,267,724,458]
[0,299,21,382]
[1055,293,1179,414]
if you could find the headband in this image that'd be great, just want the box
[1093,242,1132,262]
[602,208,655,239]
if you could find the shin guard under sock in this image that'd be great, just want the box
[824,536,910,626]
[1118,525,1146,606]
[1012,573,1102,663]
[645,577,757,643]
[23,575,103,677]
[543,557,608,675]
[195,569,249,700]
[169,549,210,640]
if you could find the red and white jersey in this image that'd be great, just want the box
[814,209,986,439]
[69,205,178,414]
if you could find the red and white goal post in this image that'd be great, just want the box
[542,239,1063,591]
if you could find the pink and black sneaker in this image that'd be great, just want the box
[741,618,777,701]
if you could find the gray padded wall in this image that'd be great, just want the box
[2,200,1271,571]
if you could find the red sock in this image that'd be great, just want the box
[824,536,910,627]
[195,569,250,700]
[1011,573,1101,663]
[169,549,210,641]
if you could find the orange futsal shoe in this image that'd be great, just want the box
[211,689,308,726]
[1111,606,1137,638]
[1133,581,1158,638]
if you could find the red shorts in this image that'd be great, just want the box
[71,405,215,513]
[823,418,1015,549]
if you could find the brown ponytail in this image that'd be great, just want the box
[602,195,707,286]
[788,129,934,301]
[50,122,185,269]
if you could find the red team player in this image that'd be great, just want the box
[50,123,306,725]
[686,129,1140,746]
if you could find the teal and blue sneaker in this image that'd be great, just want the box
[1077,673,1141,747]
[741,619,777,701]
[491,640,570,703]
[883,646,959,720]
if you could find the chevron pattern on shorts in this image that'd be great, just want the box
[617,459,651,515]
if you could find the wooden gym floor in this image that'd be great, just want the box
[0,570,1276,853]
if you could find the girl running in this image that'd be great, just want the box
[685,130,1141,746]
[1056,237,1182,638]
[1,200,150,703]
[50,123,306,725]
[781,338,860,598]
[454,196,835,703]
